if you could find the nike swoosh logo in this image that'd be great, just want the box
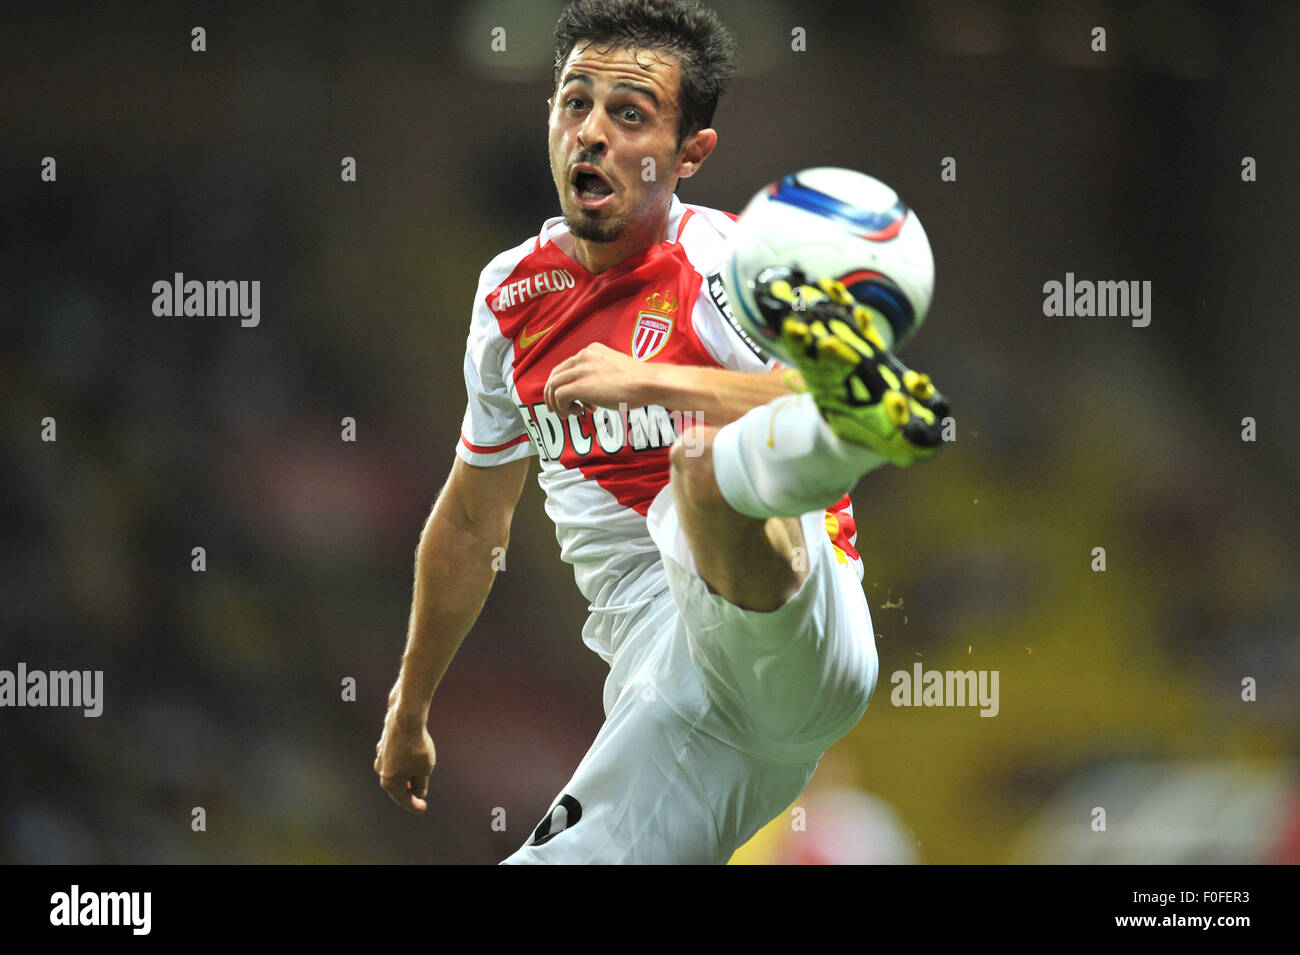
[518,322,557,349]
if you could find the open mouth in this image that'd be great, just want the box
[571,165,615,207]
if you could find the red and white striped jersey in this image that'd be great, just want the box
[455,194,862,659]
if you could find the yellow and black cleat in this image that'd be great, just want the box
[753,267,950,466]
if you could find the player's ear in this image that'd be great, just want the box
[677,128,717,179]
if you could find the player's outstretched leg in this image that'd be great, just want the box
[647,273,948,852]
[669,269,949,610]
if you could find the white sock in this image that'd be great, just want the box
[712,391,887,519]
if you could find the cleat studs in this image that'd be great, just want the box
[852,304,889,350]
[829,320,871,355]
[878,364,901,392]
[794,285,825,310]
[903,370,934,400]
[771,280,794,302]
[817,277,854,305]
[884,390,910,426]
[781,317,811,344]
[819,337,860,365]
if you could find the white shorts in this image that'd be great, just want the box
[502,486,878,864]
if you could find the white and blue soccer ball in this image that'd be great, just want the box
[721,167,935,363]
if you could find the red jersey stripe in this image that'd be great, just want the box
[460,432,531,454]
[674,208,695,241]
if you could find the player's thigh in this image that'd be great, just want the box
[648,489,878,761]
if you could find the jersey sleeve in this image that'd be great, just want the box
[455,259,537,467]
[693,270,783,373]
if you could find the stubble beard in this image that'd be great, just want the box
[566,206,628,242]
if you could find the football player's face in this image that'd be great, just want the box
[547,44,685,243]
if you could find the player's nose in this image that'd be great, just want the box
[576,111,610,152]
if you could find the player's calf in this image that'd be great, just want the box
[668,424,807,613]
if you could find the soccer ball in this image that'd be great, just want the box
[721,167,935,363]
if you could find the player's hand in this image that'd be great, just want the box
[374,684,436,813]
[544,342,651,416]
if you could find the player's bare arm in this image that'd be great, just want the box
[374,455,529,812]
[543,340,804,424]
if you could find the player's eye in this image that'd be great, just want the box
[621,108,643,123]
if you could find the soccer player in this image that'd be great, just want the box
[373,0,947,864]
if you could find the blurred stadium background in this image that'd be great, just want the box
[1,0,1297,864]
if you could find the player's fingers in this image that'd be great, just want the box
[543,368,568,412]
[547,371,580,414]
[400,776,429,813]
[381,775,419,812]
[545,356,583,403]
[550,381,585,418]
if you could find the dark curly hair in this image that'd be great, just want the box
[552,0,738,148]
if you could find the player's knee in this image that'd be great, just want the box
[752,638,878,744]
[827,651,878,733]
[844,655,879,717]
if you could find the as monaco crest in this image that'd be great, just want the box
[631,313,672,360]
[631,291,676,361]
